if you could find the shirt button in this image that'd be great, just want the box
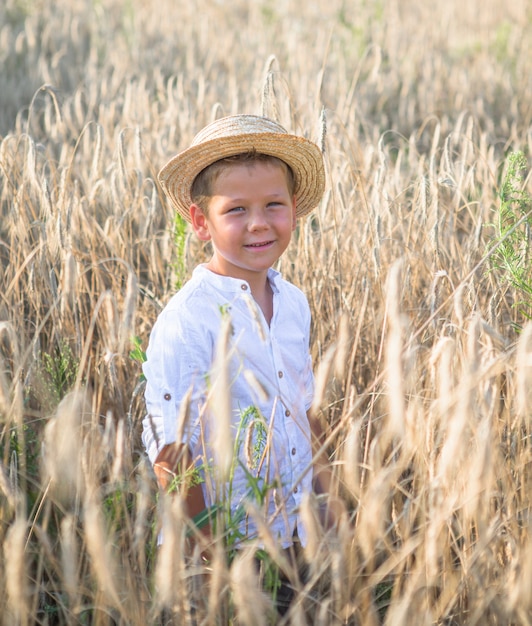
[278,371,283,378]
[285,409,291,417]
[241,284,248,291]
[291,447,296,455]
[164,393,171,401]
[293,486,298,494]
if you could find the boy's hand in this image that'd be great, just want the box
[318,493,346,530]
[153,443,183,491]
[307,410,346,529]
[154,444,213,542]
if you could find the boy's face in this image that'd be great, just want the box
[190,161,296,286]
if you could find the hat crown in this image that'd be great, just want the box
[191,115,288,147]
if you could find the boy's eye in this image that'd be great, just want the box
[226,206,244,214]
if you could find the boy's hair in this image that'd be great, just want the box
[190,151,295,213]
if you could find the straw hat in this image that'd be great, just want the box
[158,114,325,223]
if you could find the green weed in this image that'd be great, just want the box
[129,335,147,382]
[28,341,79,414]
[490,151,532,320]
[172,213,188,291]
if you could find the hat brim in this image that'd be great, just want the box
[158,132,325,223]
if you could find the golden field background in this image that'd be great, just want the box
[1,0,532,623]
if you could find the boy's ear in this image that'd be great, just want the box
[190,204,211,241]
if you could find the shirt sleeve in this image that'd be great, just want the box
[302,297,315,412]
[141,304,214,464]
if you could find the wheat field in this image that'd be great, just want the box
[1,0,532,624]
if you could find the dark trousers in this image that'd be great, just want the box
[255,542,308,616]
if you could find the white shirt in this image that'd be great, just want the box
[142,265,314,547]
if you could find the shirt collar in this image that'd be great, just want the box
[193,264,282,294]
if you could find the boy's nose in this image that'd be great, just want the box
[248,210,269,230]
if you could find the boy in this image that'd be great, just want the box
[142,114,336,557]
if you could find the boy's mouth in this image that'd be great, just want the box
[245,240,274,249]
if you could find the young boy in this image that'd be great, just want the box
[142,114,335,556]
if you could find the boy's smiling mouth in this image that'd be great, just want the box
[244,240,275,248]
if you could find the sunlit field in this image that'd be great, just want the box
[1,0,532,623]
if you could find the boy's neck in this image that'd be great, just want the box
[251,278,274,325]
[204,262,274,324]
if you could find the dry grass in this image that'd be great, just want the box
[1,0,532,623]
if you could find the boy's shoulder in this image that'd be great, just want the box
[160,266,220,318]
[164,269,205,308]
[150,267,226,342]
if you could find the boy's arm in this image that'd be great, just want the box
[154,443,211,538]
[307,410,333,494]
[307,410,345,528]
